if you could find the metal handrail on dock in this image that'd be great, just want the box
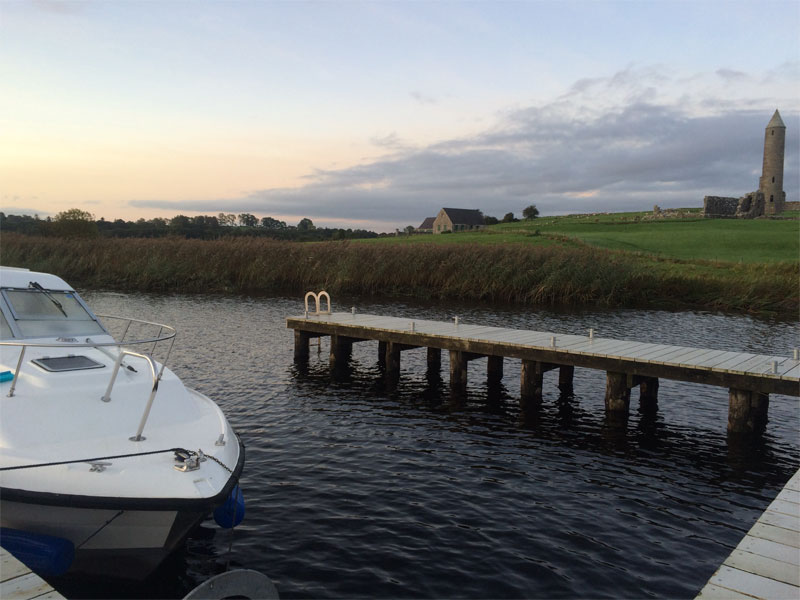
[287,311,799,434]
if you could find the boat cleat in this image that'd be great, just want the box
[174,455,201,472]
[87,461,112,472]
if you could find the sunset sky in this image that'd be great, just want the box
[1,0,798,231]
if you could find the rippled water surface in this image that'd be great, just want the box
[59,293,798,599]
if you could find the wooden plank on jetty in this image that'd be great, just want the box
[696,468,800,600]
[0,547,65,599]
[287,312,800,433]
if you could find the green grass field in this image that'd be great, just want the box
[2,210,797,316]
[370,211,799,264]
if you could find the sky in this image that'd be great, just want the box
[1,0,798,232]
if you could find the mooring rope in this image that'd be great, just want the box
[0,447,193,471]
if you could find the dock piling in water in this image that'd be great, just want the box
[288,311,798,435]
[558,365,575,395]
[728,388,769,434]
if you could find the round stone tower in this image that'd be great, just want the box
[759,109,786,215]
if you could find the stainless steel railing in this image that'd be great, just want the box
[0,315,177,441]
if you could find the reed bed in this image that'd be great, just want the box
[1,234,796,315]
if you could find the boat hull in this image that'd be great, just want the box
[1,501,206,578]
[0,441,245,579]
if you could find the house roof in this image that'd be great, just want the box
[441,208,484,226]
[418,217,435,229]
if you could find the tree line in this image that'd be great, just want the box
[0,210,380,241]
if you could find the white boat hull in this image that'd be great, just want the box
[1,439,245,578]
[0,266,247,580]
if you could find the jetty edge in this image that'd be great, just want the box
[696,467,800,599]
[0,546,65,600]
[287,310,799,435]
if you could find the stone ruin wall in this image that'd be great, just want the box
[735,191,765,219]
[703,196,739,218]
[703,192,766,219]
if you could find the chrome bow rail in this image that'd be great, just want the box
[0,315,177,442]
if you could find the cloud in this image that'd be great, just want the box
[130,66,799,230]
[410,90,437,105]
[716,68,747,81]
[369,132,411,151]
[31,0,85,15]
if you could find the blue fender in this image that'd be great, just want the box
[213,484,245,529]
[0,527,75,576]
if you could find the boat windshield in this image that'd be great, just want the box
[1,288,106,338]
[0,310,11,340]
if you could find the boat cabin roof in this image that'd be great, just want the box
[0,267,73,292]
[0,267,105,340]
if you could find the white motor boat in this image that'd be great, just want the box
[0,267,245,579]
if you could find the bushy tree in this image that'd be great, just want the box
[218,213,237,226]
[297,218,315,231]
[260,216,287,229]
[502,212,515,223]
[50,208,98,238]
[523,204,539,220]
[238,213,258,227]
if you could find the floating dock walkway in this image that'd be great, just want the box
[0,547,64,600]
[287,310,799,433]
[697,468,800,599]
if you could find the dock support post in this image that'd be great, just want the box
[520,360,544,407]
[330,334,353,376]
[427,347,441,372]
[378,341,387,368]
[605,372,631,413]
[558,365,574,395]
[294,331,311,362]
[449,350,468,397]
[638,376,659,412]
[385,342,402,384]
[728,388,769,434]
[487,356,503,383]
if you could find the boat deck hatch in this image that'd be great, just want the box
[32,355,105,372]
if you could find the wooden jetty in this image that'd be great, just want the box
[0,547,64,600]
[287,311,799,433]
[696,467,800,599]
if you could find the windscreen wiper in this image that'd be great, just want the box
[29,281,68,317]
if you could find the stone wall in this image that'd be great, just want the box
[703,196,739,218]
[703,192,769,218]
[735,191,765,219]
[784,201,800,211]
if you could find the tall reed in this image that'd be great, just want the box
[1,234,796,315]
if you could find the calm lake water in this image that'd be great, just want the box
[55,292,799,599]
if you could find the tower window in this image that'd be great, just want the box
[770,195,774,202]
[772,177,775,183]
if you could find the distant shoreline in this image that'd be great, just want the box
[1,231,796,318]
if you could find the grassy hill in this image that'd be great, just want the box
[370,210,800,265]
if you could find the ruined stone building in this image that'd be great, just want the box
[703,110,787,218]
